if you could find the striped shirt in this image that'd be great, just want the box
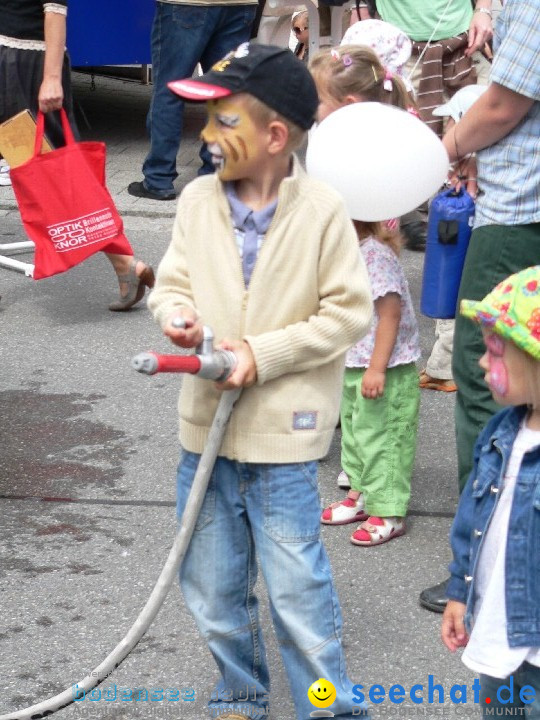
[411,32,475,136]
[475,0,540,229]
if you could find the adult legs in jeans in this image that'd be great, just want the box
[480,663,540,719]
[177,452,370,720]
[141,3,256,196]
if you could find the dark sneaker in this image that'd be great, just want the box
[402,220,427,252]
[127,181,176,201]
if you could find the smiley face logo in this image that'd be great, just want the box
[307,678,337,708]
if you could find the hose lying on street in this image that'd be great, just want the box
[0,385,242,720]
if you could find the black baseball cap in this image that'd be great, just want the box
[168,42,319,130]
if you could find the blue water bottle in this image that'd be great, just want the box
[420,187,476,318]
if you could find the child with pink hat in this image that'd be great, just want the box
[341,19,413,92]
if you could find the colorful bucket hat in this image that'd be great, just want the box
[460,265,540,360]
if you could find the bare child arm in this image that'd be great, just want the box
[441,600,469,652]
[362,292,400,399]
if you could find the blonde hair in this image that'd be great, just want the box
[353,220,403,256]
[521,351,540,410]
[310,44,415,112]
[242,94,306,153]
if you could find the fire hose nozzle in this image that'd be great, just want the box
[131,349,236,381]
[132,352,159,375]
[198,350,237,382]
[133,326,237,381]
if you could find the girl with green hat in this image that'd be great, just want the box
[442,265,540,717]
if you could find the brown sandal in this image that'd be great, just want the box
[109,259,155,312]
[419,370,457,393]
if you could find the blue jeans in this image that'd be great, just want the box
[177,451,370,720]
[480,663,540,719]
[143,2,256,195]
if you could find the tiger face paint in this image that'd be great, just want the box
[201,96,264,181]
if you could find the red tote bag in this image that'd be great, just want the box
[10,109,133,280]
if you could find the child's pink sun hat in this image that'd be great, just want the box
[341,19,413,92]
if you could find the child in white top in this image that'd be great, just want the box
[321,220,420,545]
[310,45,421,546]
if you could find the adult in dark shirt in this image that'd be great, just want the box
[0,1,75,146]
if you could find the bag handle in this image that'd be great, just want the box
[34,108,76,155]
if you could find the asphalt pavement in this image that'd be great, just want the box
[1,72,477,720]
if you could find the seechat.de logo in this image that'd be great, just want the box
[307,678,336,718]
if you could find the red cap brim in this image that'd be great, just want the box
[167,79,232,101]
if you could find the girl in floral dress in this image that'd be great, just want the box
[311,45,421,546]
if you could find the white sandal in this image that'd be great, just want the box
[350,516,406,546]
[337,470,351,489]
[321,493,368,525]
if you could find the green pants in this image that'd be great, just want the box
[340,363,420,517]
[453,223,540,491]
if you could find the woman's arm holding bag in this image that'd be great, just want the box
[39,9,66,113]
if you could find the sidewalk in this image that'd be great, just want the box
[0,69,471,720]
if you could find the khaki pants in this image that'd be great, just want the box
[426,319,455,380]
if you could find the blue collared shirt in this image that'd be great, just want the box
[475,0,540,229]
[225,183,277,288]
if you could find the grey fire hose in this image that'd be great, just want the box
[0,325,239,720]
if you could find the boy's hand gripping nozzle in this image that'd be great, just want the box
[131,319,237,382]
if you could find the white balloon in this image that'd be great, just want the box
[306,103,449,221]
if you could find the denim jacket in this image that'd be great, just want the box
[447,405,540,647]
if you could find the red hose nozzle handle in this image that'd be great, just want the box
[132,352,201,375]
[132,350,236,381]
[134,324,236,381]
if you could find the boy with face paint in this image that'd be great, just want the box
[148,43,373,720]
[442,266,540,717]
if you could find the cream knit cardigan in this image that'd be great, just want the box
[148,158,373,463]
